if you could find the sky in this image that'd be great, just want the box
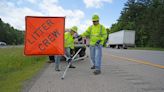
[0,0,127,34]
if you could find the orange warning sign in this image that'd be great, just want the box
[24,16,65,55]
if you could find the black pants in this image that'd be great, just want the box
[49,56,55,62]
[73,47,86,57]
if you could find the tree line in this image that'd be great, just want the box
[0,18,24,45]
[110,0,164,47]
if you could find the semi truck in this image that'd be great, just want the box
[107,30,135,49]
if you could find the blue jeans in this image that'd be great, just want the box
[90,45,102,70]
[55,48,71,66]
[65,48,71,60]
[55,55,61,66]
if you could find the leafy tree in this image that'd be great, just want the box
[110,0,164,47]
[0,18,24,45]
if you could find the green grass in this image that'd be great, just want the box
[0,47,47,92]
[128,47,164,51]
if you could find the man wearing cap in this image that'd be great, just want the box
[55,26,78,71]
[81,14,107,75]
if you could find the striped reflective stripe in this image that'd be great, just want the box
[100,25,102,36]
[90,25,103,37]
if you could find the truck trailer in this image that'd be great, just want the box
[107,30,135,49]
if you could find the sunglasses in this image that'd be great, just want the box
[93,21,99,22]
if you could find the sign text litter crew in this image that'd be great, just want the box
[27,19,60,51]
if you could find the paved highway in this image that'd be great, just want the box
[23,48,164,92]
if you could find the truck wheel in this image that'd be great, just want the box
[123,45,127,49]
[115,45,119,49]
[119,45,123,49]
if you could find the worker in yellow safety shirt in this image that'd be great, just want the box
[55,26,78,71]
[81,14,107,75]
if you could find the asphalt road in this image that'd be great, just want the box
[105,48,164,66]
[23,48,164,92]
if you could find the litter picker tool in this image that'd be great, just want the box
[61,48,82,80]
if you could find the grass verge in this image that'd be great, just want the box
[0,47,47,92]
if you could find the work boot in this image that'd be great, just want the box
[47,60,54,63]
[93,70,101,75]
[91,66,95,69]
[69,65,76,68]
[55,69,60,72]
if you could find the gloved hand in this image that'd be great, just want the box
[96,40,101,45]
[67,58,72,63]
[70,49,75,56]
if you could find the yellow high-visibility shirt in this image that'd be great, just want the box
[64,32,74,49]
[81,24,107,46]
